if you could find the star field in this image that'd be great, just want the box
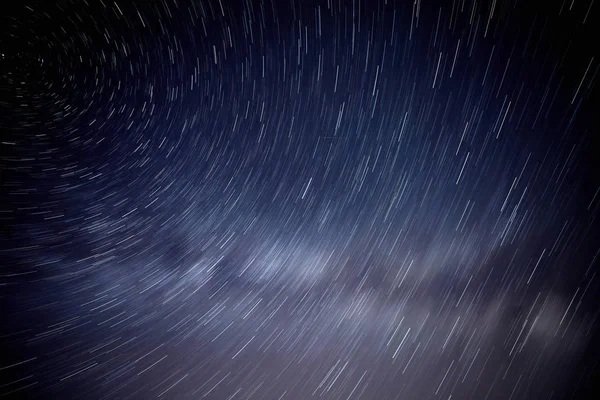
[1,0,600,399]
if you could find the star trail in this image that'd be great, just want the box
[1,0,599,399]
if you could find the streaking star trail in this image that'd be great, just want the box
[1,0,599,399]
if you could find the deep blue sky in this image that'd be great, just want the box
[1,0,599,399]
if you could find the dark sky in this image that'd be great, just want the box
[1,0,599,399]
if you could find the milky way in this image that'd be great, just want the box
[1,0,599,399]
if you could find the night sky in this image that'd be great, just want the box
[1,0,600,399]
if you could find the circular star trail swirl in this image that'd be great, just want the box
[1,0,599,399]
